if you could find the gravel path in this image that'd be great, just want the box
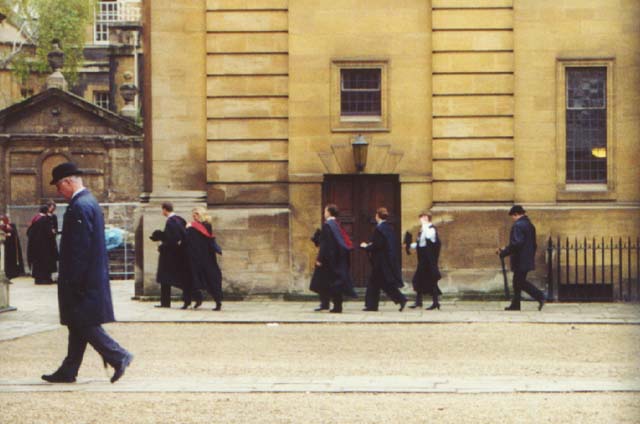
[1,392,638,424]
[1,323,638,380]
[1,323,638,422]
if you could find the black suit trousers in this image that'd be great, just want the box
[365,283,406,310]
[511,270,545,307]
[59,325,130,378]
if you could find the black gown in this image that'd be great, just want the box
[185,222,223,303]
[2,223,25,280]
[27,215,58,283]
[310,220,357,298]
[154,215,189,289]
[411,227,442,296]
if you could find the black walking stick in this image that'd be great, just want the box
[499,255,510,299]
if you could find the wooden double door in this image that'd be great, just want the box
[322,174,401,287]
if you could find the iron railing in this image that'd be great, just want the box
[546,237,639,302]
[107,231,135,280]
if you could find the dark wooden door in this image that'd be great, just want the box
[322,174,401,287]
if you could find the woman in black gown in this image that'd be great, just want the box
[1,215,25,280]
[184,207,223,311]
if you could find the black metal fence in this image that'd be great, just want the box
[546,237,640,302]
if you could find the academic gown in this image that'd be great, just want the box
[309,220,357,298]
[411,228,442,296]
[365,221,404,290]
[2,223,25,279]
[185,222,223,302]
[155,215,189,289]
[27,215,58,282]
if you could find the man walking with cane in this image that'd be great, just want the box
[42,163,133,383]
[497,205,545,311]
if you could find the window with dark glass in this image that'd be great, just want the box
[340,68,381,116]
[566,67,607,183]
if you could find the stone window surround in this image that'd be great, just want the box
[330,59,390,133]
[555,58,616,201]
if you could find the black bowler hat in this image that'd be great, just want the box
[50,162,83,185]
[508,205,526,216]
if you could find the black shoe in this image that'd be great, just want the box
[408,303,423,309]
[362,307,378,312]
[111,353,133,384]
[426,303,440,310]
[154,304,170,308]
[538,299,545,311]
[505,305,520,311]
[180,302,190,310]
[213,302,222,311]
[314,304,330,312]
[194,298,202,309]
[329,307,342,313]
[42,371,76,383]
[398,299,407,312]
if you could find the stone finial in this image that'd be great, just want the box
[45,40,68,90]
[119,71,138,119]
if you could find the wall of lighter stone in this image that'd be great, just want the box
[512,0,640,204]
[148,0,207,193]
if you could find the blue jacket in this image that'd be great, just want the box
[57,189,115,327]
[500,215,537,273]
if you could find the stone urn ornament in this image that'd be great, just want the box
[45,39,68,90]
[119,71,138,119]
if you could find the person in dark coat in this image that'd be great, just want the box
[1,215,25,280]
[309,204,357,313]
[498,205,545,311]
[27,205,58,284]
[184,207,223,311]
[42,162,132,384]
[150,202,188,308]
[47,200,60,236]
[409,212,442,310]
[360,207,407,312]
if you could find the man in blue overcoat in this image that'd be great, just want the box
[42,163,133,383]
[498,205,545,311]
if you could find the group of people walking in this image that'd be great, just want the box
[0,201,59,284]
[310,203,545,313]
[151,203,223,311]
[32,161,545,386]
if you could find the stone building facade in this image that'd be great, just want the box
[0,1,142,116]
[138,0,640,298]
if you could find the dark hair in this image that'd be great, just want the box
[508,205,526,216]
[39,205,49,214]
[161,202,174,212]
[376,207,389,220]
[46,199,56,208]
[419,211,432,220]
[325,203,339,217]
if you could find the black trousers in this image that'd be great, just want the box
[183,289,203,305]
[511,270,545,307]
[160,284,171,307]
[365,283,407,310]
[319,292,343,309]
[58,325,130,378]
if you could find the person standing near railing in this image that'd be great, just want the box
[497,205,545,311]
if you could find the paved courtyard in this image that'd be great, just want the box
[1,278,639,423]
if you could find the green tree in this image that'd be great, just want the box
[1,0,95,87]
